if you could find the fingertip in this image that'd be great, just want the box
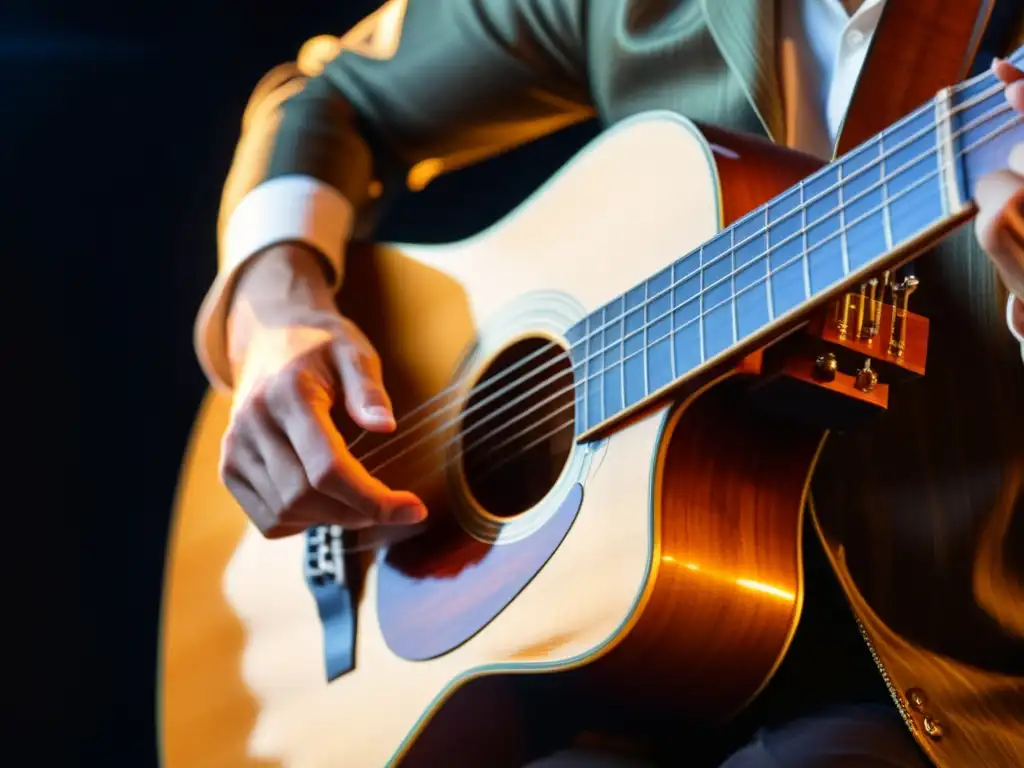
[380,490,427,525]
[993,57,1019,82]
[1007,81,1024,112]
[352,404,397,432]
[388,504,428,525]
[1009,143,1024,175]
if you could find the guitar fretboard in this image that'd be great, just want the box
[567,56,1022,437]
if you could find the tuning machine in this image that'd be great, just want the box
[887,274,920,359]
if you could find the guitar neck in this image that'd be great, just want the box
[569,49,1024,439]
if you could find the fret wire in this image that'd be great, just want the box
[800,180,811,298]
[583,318,590,431]
[698,245,706,362]
[933,95,950,217]
[730,227,738,345]
[669,269,678,379]
[838,161,851,276]
[934,98,945,215]
[620,298,627,408]
[642,279,650,396]
[880,133,894,250]
[763,206,775,320]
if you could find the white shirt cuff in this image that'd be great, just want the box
[1008,293,1024,365]
[194,175,354,391]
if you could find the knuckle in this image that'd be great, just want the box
[218,461,239,489]
[308,457,341,493]
[279,475,312,511]
[266,366,318,410]
[220,427,244,460]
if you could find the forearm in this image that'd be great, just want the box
[225,244,340,373]
[195,0,592,392]
[196,66,376,392]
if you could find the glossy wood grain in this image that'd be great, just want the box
[571,378,826,720]
[552,126,828,719]
[834,0,993,155]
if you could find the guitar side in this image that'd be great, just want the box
[160,113,829,768]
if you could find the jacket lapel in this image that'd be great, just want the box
[700,0,785,142]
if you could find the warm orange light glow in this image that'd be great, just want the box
[408,159,445,191]
[660,556,794,601]
[735,578,795,601]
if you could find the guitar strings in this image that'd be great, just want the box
[345,65,1012,460]
[348,71,1012,465]
[345,85,955,459]
[362,99,1019,484]
[367,111,1024,497]
[346,61,1010,461]
[353,96,1018,481]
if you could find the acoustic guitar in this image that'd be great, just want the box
[160,45,1024,768]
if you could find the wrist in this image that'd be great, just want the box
[234,242,336,308]
[227,243,341,369]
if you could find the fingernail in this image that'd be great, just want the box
[389,504,427,524]
[362,405,394,424]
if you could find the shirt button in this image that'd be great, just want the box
[847,28,865,46]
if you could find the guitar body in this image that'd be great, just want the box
[160,113,832,767]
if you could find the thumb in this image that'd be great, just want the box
[333,340,397,433]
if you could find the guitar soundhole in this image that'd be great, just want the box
[460,336,575,519]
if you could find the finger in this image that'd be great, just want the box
[263,518,373,540]
[992,58,1024,113]
[269,369,427,526]
[262,521,313,539]
[991,57,1024,84]
[247,409,379,530]
[302,395,427,525]
[220,459,278,534]
[974,168,1024,295]
[333,336,396,433]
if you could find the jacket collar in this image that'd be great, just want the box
[699,0,786,142]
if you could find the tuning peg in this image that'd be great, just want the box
[854,358,878,392]
[859,278,880,340]
[834,293,855,340]
[871,271,890,339]
[854,282,869,340]
[887,275,920,359]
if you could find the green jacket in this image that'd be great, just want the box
[215,1,1024,765]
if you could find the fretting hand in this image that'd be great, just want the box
[974,58,1024,337]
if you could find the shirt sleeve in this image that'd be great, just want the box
[195,0,594,391]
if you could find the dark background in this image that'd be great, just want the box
[10,0,598,762]
[7,0,1019,764]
